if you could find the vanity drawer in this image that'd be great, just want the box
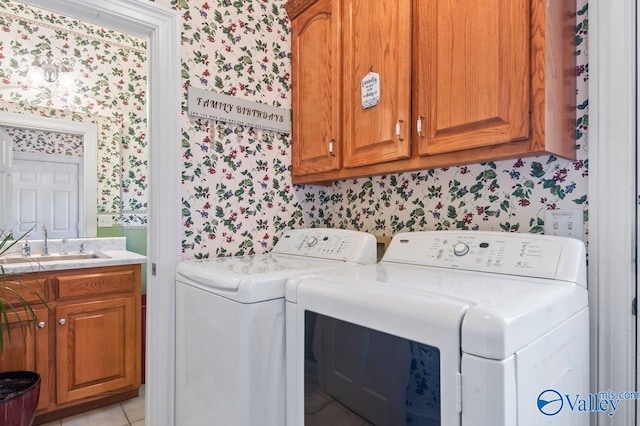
[0,276,49,304]
[56,266,137,300]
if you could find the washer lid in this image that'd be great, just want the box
[287,262,588,360]
[176,253,355,303]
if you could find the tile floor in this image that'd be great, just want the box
[39,386,145,426]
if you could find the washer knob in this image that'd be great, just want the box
[307,236,318,247]
[453,242,469,256]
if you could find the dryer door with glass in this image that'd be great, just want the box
[287,274,468,426]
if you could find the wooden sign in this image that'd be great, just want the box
[187,86,291,134]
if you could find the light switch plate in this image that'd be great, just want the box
[544,209,584,241]
[97,215,114,228]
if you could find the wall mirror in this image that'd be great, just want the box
[0,1,148,241]
[0,111,98,238]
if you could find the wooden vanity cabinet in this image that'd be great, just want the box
[0,264,141,424]
[286,0,576,184]
[0,307,52,412]
[54,266,140,406]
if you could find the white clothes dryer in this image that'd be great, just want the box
[175,228,377,426]
[286,231,589,426]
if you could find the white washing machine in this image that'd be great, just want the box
[286,231,589,425]
[175,228,377,426]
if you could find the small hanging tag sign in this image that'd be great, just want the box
[187,86,291,134]
[361,71,380,110]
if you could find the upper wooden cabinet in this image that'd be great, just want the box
[286,0,576,184]
[342,0,412,168]
[286,0,341,175]
[414,0,530,155]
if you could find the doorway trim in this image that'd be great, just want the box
[18,1,182,425]
[589,0,637,424]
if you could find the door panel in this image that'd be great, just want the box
[414,0,530,155]
[12,155,79,239]
[342,0,412,168]
[0,307,51,411]
[56,297,137,404]
[289,0,342,176]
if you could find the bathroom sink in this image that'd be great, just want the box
[0,252,110,265]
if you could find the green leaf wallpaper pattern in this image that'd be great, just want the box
[169,0,588,258]
[0,0,147,226]
[1,0,588,259]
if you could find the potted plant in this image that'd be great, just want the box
[0,228,46,426]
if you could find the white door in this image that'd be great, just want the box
[11,152,80,240]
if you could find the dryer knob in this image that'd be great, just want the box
[453,242,469,256]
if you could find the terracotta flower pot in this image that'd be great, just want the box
[0,371,41,426]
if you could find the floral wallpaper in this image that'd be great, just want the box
[4,125,83,156]
[166,0,313,257]
[0,0,148,227]
[0,0,588,259]
[169,0,588,259]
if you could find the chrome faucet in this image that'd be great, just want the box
[17,220,49,256]
[22,234,31,257]
[61,237,68,255]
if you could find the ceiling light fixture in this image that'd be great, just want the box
[30,52,72,83]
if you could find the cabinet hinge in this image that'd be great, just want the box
[151,263,157,276]
[632,297,637,316]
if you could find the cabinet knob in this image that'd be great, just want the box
[37,321,45,329]
[59,319,66,325]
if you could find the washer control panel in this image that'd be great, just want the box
[272,229,377,263]
[382,231,585,282]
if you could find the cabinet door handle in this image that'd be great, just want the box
[37,321,45,329]
[417,115,425,138]
[329,139,336,156]
[396,120,404,142]
[59,319,66,325]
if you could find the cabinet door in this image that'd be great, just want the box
[414,0,530,156]
[342,0,412,168]
[0,307,51,412]
[289,0,342,176]
[56,297,138,404]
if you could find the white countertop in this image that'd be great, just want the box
[0,237,146,274]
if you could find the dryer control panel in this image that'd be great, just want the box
[272,229,377,263]
[382,231,586,285]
